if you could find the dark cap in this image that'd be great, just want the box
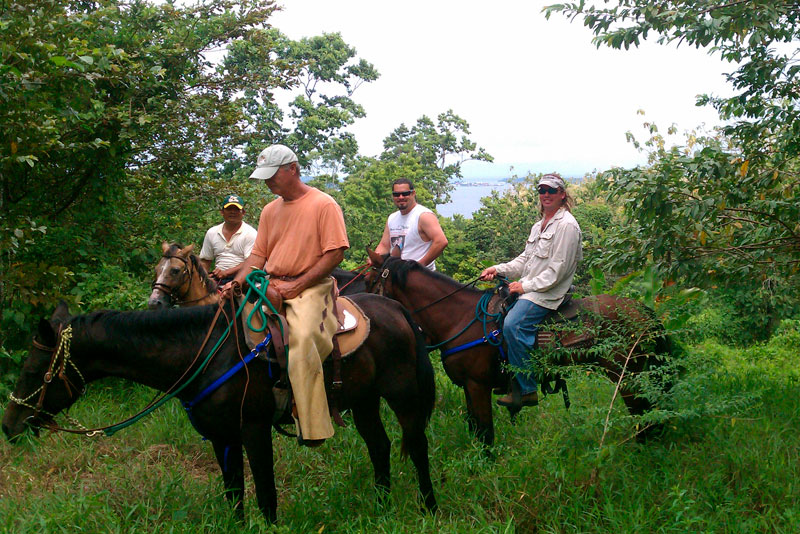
[222,194,244,209]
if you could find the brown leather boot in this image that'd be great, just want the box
[496,391,539,407]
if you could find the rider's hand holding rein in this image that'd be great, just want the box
[481,267,523,295]
[479,266,497,281]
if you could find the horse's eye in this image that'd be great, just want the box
[170,267,181,275]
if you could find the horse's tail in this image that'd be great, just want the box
[402,305,436,424]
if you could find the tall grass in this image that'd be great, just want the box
[1,323,799,533]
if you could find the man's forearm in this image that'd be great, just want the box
[231,253,267,286]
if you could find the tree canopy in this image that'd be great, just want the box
[545,1,800,290]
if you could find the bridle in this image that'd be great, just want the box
[151,254,213,306]
[8,325,93,433]
[8,298,234,437]
[368,256,487,314]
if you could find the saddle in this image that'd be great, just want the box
[241,295,370,357]
[499,287,593,349]
[240,289,371,429]
[536,296,594,349]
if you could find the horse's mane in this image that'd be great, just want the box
[72,304,219,335]
[166,242,217,293]
[383,257,475,293]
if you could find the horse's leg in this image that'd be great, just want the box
[463,387,479,436]
[351,397,392,500]
[384,399,437,512]
[465,380,495,448]
[241,423,278,524]
[210,439,245,519]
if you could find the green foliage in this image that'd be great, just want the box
[467,177,542,266]
[329,110,489,269]
[3,329,800,531]
[71,263,151,311]
[0,0,379,356]
[544,2,800,298]
[379,110,493,204]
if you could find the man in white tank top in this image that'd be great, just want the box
[374,179,448,270]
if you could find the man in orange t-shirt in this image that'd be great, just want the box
[228,144,349,447]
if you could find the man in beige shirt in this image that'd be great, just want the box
[480,173,582,408]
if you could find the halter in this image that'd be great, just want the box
[151,254,213,306]
[8,325,94,433]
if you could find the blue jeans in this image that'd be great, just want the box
[503,299,552,396]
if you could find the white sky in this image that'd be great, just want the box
[270,0,734,179]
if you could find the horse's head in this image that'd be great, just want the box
[2,302,85,442]
[365,246,409,300]
[148,242,195,309]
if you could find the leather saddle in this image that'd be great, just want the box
[536,292,594,349]
[240,294,370,359]
[240,287,371,429]
[498,286,594,349]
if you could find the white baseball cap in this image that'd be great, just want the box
[538,173,566,190]
[249,144,299,180]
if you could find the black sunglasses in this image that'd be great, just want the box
[537,186,560,195]
[392,191,414,197]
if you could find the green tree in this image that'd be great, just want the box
[379,110,493,204]
[0,0,377,352]
[544,1,800,301]
[331,111,491,267]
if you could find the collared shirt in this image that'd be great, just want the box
[493,207,583,310]
[199,221,258,272]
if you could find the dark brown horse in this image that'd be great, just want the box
[148,242,365,310]
[3,293,437,522]
[366,250,673,447]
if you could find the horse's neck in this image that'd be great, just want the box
[183,270,218,306]
[78,313,223,394]
[399,275,481,343]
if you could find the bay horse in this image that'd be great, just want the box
[2,293,437,522]
[366,250,673,447]
[148,242,365,309]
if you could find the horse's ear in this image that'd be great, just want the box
[390,245,402,258]
[51,300,71,325]
[366,247,383,266]
[179,244,195,258]
[43,301,71,344]
[161,241,170,254]
[37,318,57,347]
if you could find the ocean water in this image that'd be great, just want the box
[437,181,511,219]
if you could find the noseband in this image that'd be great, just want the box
[8,325,88,428]
[151,254,193,305]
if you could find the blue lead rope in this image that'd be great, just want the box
[440,329,508,362]
[182,333,272,414]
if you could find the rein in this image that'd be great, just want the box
[371,258,507,352]
[11,271,278,437]
[338,263,370,294]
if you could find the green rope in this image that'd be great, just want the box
[103,270,274,436]
[426,290,503,350]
